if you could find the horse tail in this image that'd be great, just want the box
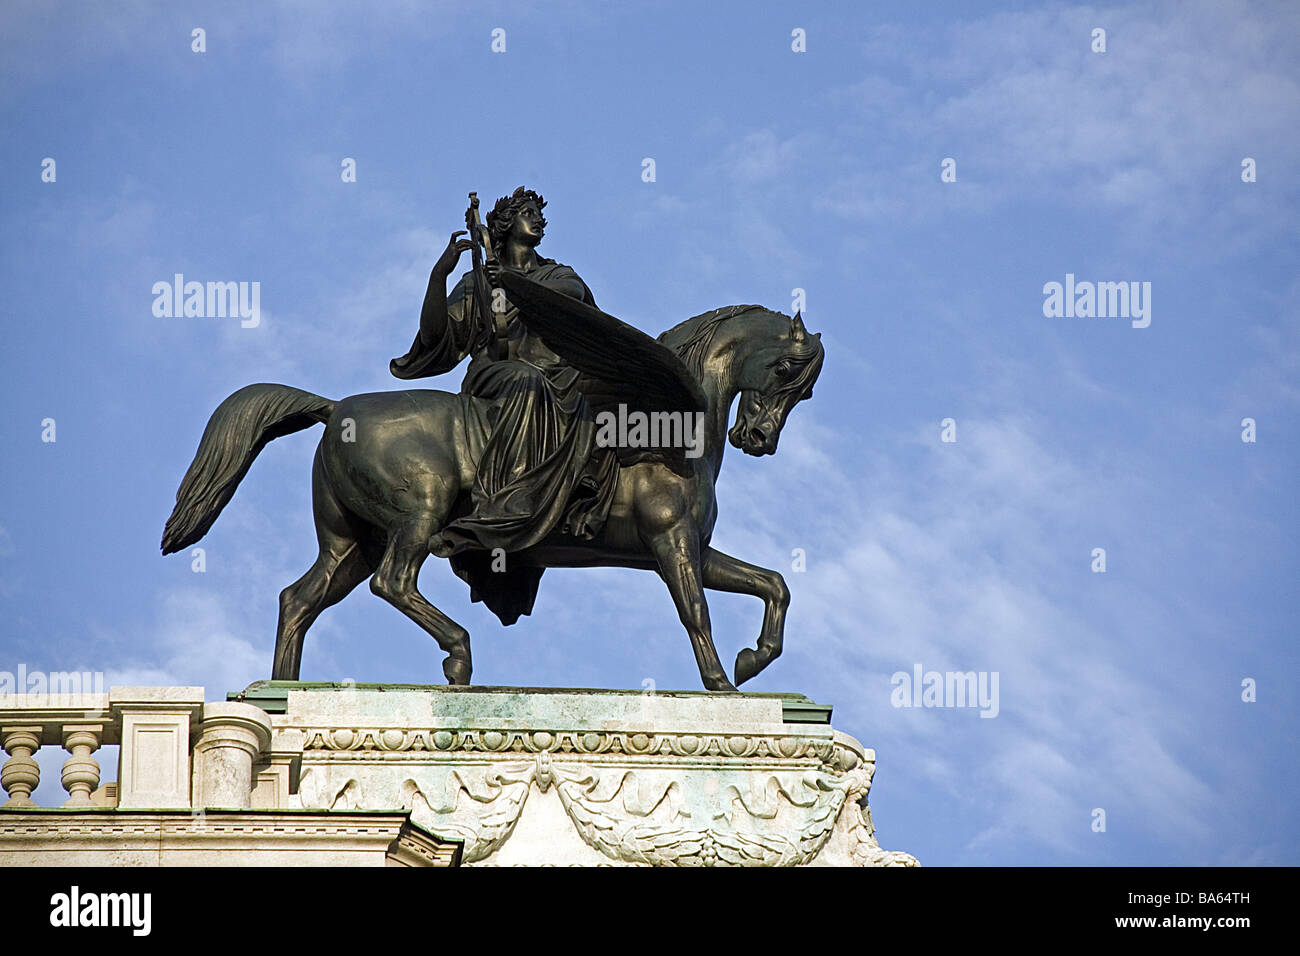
[161,384,335,554]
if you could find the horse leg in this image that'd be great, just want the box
[370,520,473,685]
[647,527,737,693]
[273,453,372,680]
[273,544,370,680]
[702,548,788,686]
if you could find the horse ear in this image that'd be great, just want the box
[791,311,807,343]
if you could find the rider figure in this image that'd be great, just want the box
[390,188,617,616]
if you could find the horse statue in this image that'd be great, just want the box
[162,271,823,693]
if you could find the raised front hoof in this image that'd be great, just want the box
[443,657,472,685]
[734,648,761,686]
[703,672,740,694]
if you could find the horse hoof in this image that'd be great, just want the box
[703,673,739,694]
[734,648,760,686]
[443,658,472,685]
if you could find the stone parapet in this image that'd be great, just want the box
[0,683,917,867]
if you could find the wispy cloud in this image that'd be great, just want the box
[707,403,1220,858]
[822,1,1300,246]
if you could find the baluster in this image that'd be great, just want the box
[61,724,103,807]
[1,726,43,807]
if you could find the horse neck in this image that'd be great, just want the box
[692,313,770,481]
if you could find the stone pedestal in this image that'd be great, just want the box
[237,683,918,867]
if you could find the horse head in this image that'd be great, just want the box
[727,311,824,456]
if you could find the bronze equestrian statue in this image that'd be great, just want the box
[162,188,823,692]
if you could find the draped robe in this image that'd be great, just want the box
[390,259,618,624]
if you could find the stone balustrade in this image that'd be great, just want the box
[2,689,116,808]
[0,687,282,811]
[0,685,462,866]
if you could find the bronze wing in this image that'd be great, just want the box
[497,270,707,417]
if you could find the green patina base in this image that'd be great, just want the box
[229,680,832,724]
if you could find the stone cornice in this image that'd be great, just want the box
[0,809,461,867]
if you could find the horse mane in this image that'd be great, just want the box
[657,305,775,379]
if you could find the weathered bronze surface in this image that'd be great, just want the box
[163,188,823,692]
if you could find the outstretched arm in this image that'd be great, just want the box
[391,231,475,380]
[420,230,474,348]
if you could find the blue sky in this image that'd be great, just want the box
[1,0,1296,865]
